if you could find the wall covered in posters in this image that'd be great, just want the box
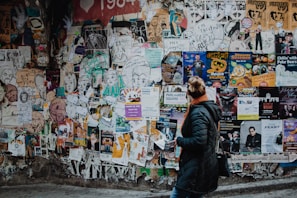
[1,0,297,186]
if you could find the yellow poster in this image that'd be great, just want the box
[252,72,276,87]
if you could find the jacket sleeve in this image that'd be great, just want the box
[177,108,209,151]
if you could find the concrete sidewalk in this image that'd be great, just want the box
[207,176,297,197]
[0,176,296,198]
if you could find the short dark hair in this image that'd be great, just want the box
[249,126,255,132]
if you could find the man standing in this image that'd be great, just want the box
[245,126,261,152]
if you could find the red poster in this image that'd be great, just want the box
[73,0,140,26]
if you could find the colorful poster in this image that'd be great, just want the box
[259,87,279,119]
[283,119,297,152]
[124,102,142,120]
[261,119,283,153]
[115,114,131,133]
[252,54,275,75]
[182,51,207,83]
[276,54,297,86]
[217,87,238,121]
[112,132,131,166]
[252,72,276,87]
[279,86,297,119]
[161,52,183,85]
[205,51,229,87]
[228,52,253,88]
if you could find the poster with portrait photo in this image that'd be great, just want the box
[279,86,297,119]
[182,51,207,84]
[240,120,262,153]
[219,120,242,154]
[261,119,283,153]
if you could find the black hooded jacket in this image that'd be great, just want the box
[175,100,222,194]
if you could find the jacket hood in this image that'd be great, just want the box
[199,100,222,122]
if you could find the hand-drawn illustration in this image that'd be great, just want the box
[246,0,267,29]
[122,56,151,88]
[0,64,16,85]
[193,19,224,51]
[110,36,131,64]
[77,75,91,96]
[102,68,125,98]
[254,23,263,53]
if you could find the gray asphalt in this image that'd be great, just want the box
[0,183,171,198]
[0,176,297,198]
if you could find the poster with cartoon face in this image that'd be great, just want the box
[205,51,229,87]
